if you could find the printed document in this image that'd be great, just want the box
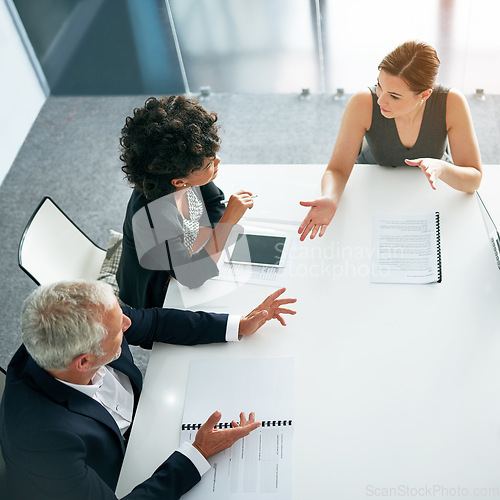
[371,212,441,284]
[180,357,294,499]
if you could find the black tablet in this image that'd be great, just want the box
[226,233,290,267]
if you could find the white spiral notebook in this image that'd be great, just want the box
[371,212,442,284]
[179,357,294,500]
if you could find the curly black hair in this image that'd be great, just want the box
[120,95,221,200]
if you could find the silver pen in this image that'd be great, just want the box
[220,194,258,205]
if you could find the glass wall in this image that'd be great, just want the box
[9,0,499,96]
[10,0,184,95]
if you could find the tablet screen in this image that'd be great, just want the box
[228,234,287,266]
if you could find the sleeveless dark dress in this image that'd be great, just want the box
[357,84,452,166]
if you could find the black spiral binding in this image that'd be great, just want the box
[491,237,500,269]
[182,420,293,431]
[435,211,442,283]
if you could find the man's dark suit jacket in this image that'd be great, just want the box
[0,306,228,499]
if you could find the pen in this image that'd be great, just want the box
[220,194,258,205]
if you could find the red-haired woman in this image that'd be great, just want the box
[299,40,482,241]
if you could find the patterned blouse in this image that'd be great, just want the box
[182,187,204,251]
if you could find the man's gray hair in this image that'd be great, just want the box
[21,280,117,370]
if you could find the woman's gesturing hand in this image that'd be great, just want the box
[223,190,254,223]
[298,197,337,241]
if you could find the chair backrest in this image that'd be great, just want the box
[0,366,7,497]
[18,197,106,285]
[0,366,5,400]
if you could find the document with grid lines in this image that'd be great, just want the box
[180,357,293,499]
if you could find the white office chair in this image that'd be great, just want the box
[18,197,106,285]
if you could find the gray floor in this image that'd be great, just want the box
[1,92,499,375]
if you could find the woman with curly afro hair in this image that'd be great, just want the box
[116,95,254,308]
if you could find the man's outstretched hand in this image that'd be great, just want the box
[238,288,297,336]
[192,411,261,459]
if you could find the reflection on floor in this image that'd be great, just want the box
[172,0,500,96]
[12,0,500,96]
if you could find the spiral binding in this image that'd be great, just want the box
[491,237,500,269]
[435,212,442,283]
[182,420,293,431]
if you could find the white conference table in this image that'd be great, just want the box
[117,164,500,499]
